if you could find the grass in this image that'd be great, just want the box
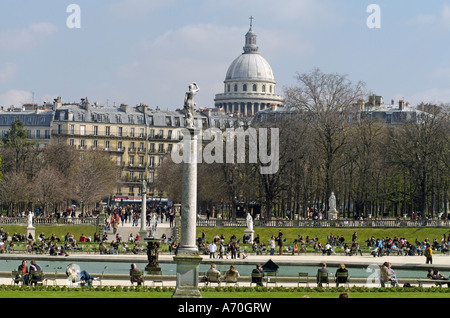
[3,225,99,241]
[196,226,450,255]
[4,223,448,246]
[2,224,450,255]
[1,286,450,298]
[197,227,449,245]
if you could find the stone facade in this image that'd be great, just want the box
[50,97,206,202]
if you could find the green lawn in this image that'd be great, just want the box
[2,224,450,255]
[4,224,448,247]
[197,226,449,245]
[197,226,450,255]
[1,286,450,298]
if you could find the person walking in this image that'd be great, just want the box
[277,230,284,255]
[268,236,276,255]
[208,241,217,259]
[424,243,433,264]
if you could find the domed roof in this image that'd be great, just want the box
[224,23,275,83]
[225,53,275,82]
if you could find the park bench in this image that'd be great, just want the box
[317,271,329,287]
[265,271,277,287]
[94,266,108,287]
[335,272,350,288]
[250,272,264,287]
[224,273,239,287]
[205,271,221,286]
[11,270,25,285]
[297,272,309,287]
[130,270,144,286]
[417,278,450,287]
[29,270,45,286]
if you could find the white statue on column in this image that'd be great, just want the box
[142,179,147,193]
[184,82,199,129]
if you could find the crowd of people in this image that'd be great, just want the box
[104,204,176,230]
[198,232,247,260]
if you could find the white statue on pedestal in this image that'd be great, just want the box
[27,212,34,228]
[328,192,338,220]
[329,192,336,212]
[246,213,253,231]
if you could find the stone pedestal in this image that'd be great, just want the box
[144,238,162,271]
[172,252,202,298]
[26,226,35,241]
[172,128,202,298]
[244,229,254,244]
[328,209,338,220]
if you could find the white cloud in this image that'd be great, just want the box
[0,89,32,108]
[408,4,450,30]
[0,22,57,51]
[115,24,245,108]
[114,22,314,108]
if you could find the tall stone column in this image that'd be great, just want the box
[172,82,202,298]
[139,180,148,238]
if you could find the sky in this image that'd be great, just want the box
[1,0,450,110]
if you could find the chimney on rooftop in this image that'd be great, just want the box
[137,103,147,114]
[54,97,62,109]
[81,97,90,111]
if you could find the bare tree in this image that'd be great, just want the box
[387,107,449,217]
[153,154,183,203]
[0,171,32,215]
[285,68,366,212]
[31,166,69,215]
[72,150,119,212]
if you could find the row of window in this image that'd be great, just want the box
[128,171,155,183]
[227,83,274,93]
[117,185,156,197]
[1,129,51,139]
[60,111,207,128]
[58,124,179,139]
[69,139,173,154]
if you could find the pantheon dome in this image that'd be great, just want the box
[214,20,284,116]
